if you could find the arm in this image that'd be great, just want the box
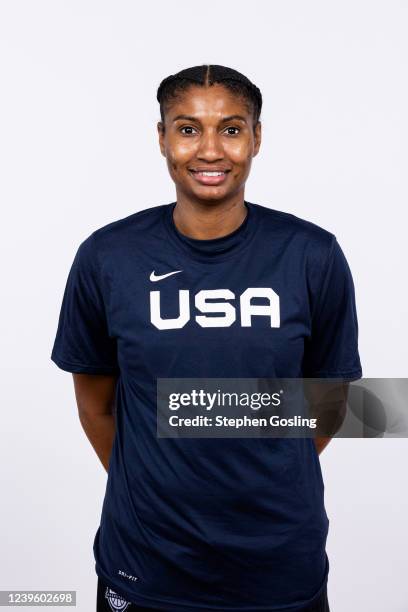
[72,373,118,472]
[314,436,332,456]
[304,381,350,455]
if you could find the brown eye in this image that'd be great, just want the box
[180,126,198,135]
[224,127,240,135]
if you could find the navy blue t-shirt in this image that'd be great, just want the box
[51,201,362,611]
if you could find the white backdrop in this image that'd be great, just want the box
[0,1,407,611]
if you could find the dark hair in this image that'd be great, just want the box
[157,64,262,130]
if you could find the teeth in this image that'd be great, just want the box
[197,171,225,176]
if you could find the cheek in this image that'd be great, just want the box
[225,139,253,164]
[166,141,194,168]
[166,153,181,174]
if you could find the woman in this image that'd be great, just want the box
[51,64,362,612]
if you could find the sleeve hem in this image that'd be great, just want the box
[304,368,362,381]
[51,353,119,375]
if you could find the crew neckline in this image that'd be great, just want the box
[162,201,259,263]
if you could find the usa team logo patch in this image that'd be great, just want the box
[105,587,131,611]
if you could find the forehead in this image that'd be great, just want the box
[165,84,252,121]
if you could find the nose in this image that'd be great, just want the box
[196,128,224,161]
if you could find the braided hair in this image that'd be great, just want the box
[157,64,262,131]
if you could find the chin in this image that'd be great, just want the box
[191,187,231,200]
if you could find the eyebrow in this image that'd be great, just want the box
[172,114,247,124]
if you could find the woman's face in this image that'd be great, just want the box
[157,84,261,203]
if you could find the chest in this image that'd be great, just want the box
[108,255,312,378]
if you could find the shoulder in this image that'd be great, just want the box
[251,203,345,296]
[77,203,169,258]
[255,204,340,272]
[92,202,168,242]
[251,202,337,263]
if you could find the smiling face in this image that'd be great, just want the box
[157,84,261,205]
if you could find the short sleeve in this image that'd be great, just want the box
[302,236,363,380]
[50,233,119,375]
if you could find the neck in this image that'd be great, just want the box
[173,190,248,240]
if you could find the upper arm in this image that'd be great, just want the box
[72,373,118,416]
[50,233,119,377]
[302,236,362,379]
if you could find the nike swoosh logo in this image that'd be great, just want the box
[150,269,183,282]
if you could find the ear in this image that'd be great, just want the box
[253,121,262,157]
[157,121,166,157]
